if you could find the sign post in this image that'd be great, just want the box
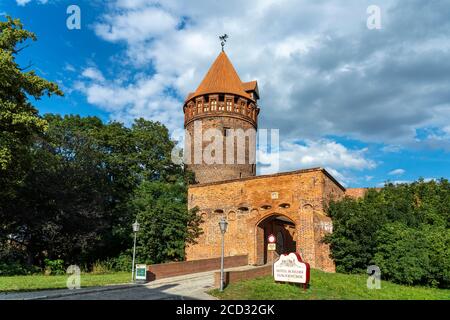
[273,253,310,290]
[135,264,147,283]
[267,234,276,251]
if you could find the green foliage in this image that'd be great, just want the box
[109,253,133,272]
[0,262,41,276]
[374,223,450,287]
[0,16,62,202]
[43,259,65,275]
[91,260,116,274]
[325,179,450,288]
[131,180,202,264]
[1,114,191,270]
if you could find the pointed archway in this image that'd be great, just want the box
[255,214,297,265]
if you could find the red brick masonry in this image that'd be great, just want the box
[214,264,272,288]
[146,255,248,281]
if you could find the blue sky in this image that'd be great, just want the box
[2,0,450,188]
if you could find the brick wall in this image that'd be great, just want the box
[185,116,256,184]
[146,255,248,281]
[213,264,272,288]
[345,188,368,199]
[186,168,344,272]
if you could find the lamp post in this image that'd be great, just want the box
[219,217,228,291]
[131,220,140,283]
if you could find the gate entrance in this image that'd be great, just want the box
[255,214,296,265]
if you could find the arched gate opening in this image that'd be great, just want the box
[255,214,296,265]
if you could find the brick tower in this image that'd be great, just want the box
[184,51,260,184]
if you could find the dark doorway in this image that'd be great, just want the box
[256,215,296,265]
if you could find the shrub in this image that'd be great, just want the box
[91,260,115,274]
[0,262,41,276]
[325,179,450,288]
[110,253,133,272]
[44,259,65,275]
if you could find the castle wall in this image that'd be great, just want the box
[185,168,344,272]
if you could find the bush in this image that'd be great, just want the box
[91,260,115,274]
[44,259,65,275]
[110,253,133,272]
[0,262,41,276]
[374,223,450,287]
[325,179,450,288]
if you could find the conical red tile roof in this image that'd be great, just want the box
[189,51,253,101]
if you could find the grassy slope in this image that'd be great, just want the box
[0,272,130,292]
[210,269,450,300]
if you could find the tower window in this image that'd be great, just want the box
[219,103,224,111]
[223,127,230,136]
[210,99,217,111]
[197,102,202,114]
[226,100,232,111]
[204,104,209,112]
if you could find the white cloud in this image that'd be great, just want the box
[381,145,402,153]
[16,0,31,6]
[81,67,105,82]
[16,0,49,5]
[72,0,450,187]
[279,140,376,171]
[257,138,376,186]
[75,72,182,132]
[84,0,450,147]
[94,7,178,43]
[64,63,76,72]
[388,168,406,176]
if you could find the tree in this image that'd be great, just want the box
[5,115,114,266]
[0,16,62,201]
[325,179,450,288]
[0,16,199,272]
[130,180,202,264]
[1,113,196,269]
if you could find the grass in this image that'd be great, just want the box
[0,272,130,292]
[210,269,450,300]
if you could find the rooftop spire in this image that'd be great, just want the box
[190,50,252,100]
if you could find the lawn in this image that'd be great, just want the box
[0,272,130,292]
[210,269,450,300]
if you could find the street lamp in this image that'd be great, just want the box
[219,217,228,291]
[131,220,140,282]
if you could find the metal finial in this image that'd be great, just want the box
[219,34,228,51]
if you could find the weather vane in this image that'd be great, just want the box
[219,34,228,51]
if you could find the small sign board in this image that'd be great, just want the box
[274,253,310,285]
[267,234,276,243]
[268,243,276,251]
[135,264,147,282]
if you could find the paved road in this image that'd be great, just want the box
[52,271,217,300]
[1,265,257,300]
